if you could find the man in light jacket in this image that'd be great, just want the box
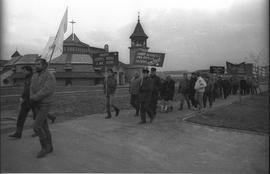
[30,58,56,158]
[194,72,207,112]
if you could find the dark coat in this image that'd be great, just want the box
[149,74,161,94]
[139,77,152,102]
[178,78,190,94]
[21,74,32,104]
[189,77,197,94]
[161,79,175,101]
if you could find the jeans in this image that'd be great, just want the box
[179,93,190,109]
[140,101,153,122]
[130,94,140,114]
[33,104,52,146]
[195,91,204,110]
[17,102,36,129]
[149,92,159,116]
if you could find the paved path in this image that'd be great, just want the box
[1,90,269,173]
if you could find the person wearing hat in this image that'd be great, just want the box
[138,68,154,123]
[178,73,191,110]
[9,66,36,138]
[104,68,120,119]
[149,67,161,116]
[129,71,141,116]
[189,72,197,109]
[30,58,56,158]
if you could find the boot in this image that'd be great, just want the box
[36,139,51,158]
[9,127,22,138]
[113,106,120,117]
[48,114,56,124]
[9,132,21,138]
[105,111,112,119]
[135,108,139,116]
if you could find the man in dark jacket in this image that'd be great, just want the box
[240,77,247,95]
[139,69,154,124]
[189,72,197,109]
[162,75,175,112]
[149,67,161,116]
[129,72,141,116]
[30,58,56,158]
[104,69,120,119]
[178,73,190,110]
[9,66,36,138]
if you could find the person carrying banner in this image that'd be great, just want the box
[129,72,141,116]
[194,72,207,112]
[149,67,161,116]
[138,69,154,124]
[178,73,190,110]
[104,69,120,119]
[30,58,56,158]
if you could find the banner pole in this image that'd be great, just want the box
[239,78,242,104]
[47,44,56,68]
[105,66,108,97]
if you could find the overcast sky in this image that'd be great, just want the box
[1,0,269,71]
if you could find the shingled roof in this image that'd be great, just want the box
[50,54,93,64]
[15,54,39,65]
[130,20,148,39]
[4,56,22,66]
[64,33,89,47]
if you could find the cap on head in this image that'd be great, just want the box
[151,67,156,72]
[35,58,48,68]
[107,68,113,73]
[142,68,149,74]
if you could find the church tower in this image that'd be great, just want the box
[129,13,149,64]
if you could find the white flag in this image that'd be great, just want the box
[41,36,55,61]
[41,8,68,61]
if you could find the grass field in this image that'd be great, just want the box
[186,92,269,134]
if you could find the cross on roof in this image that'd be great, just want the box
[70,19,76,40]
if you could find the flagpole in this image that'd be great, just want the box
[47,44,56,68]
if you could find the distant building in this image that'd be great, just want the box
[49,33,105,86]
[0,60,9,72]
[0,50,22,86]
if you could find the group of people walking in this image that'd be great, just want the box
[8,61,261,159]
[9,58,56,158]
[129,70,261,116]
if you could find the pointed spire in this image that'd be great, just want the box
[130,13,148,39]
[11,49,21,58]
